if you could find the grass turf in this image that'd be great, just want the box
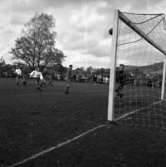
[0,78,166,167]
[22,125,166,167]
[0,78,108,166]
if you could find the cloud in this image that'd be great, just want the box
[63,50,110,68]
[0,0,166,68]
[53,1,113,67]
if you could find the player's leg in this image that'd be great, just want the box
[49,75,54,87]
[16,75,19,85]
[65,80,71,94]
[36,77,41,90]
[22,76,27,87]
[42,78,47,87]
[16,75,21,86]
[118,82,124,98]
[115,82,120,97]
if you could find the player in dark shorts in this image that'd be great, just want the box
[42,67,49,87]
[43,68,54,87]
[65,65,73,94]
[21,66,29,87]
[47,69,54,87]
[115,64,126,98]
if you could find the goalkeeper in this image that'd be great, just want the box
[115,64,126,98]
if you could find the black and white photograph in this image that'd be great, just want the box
[0,0,166,166]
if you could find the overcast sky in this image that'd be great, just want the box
[0,0,166,68]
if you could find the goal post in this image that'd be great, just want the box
[107,9,119,121]
[108,9,166,126]
[161,57,166,100]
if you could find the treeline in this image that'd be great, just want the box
[0,62,110,84]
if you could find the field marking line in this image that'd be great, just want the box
[7,124,107,167]
[114,99,165,121]
[6,97,166,166]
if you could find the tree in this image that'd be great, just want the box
[0,56,5,66]
[86,66,94,74]
[11,13,64,68]
[54,63,66,74]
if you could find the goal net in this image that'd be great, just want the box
[108,10,166,130]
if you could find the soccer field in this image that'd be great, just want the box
[1,78,166,167]
[0,78,108,166]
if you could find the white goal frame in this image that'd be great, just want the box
[108,9,166,121]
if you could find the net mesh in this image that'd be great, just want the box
[114,11,166,130]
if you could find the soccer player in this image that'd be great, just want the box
[15,67,22,86]
[47,69,54,87]
[65,65,73,94]
[42,67,49,87]
[115,64,126,98]
[30,67,44,91]
[21,66,28,87]
[21,75,27,87]
[43,68,54,87]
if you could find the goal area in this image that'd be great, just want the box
[108,10,166,130]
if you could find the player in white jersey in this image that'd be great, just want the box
[15,67,22,86]
[30,67,44,90]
